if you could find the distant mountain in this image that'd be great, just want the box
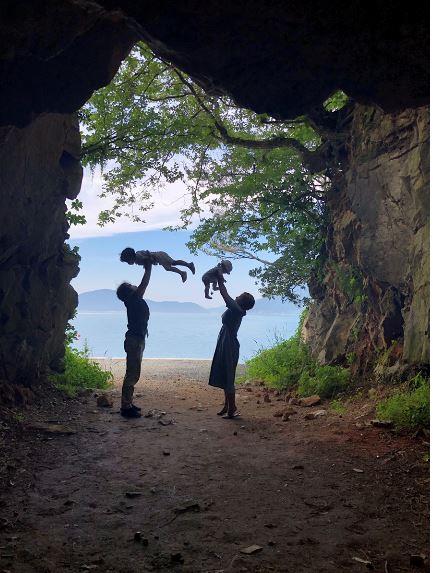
[212,296,300,316]
[78,289,206,313]
[77,289,301,315]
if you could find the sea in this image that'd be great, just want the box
[71,310,301,362]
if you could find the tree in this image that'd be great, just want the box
[80,42,349,303]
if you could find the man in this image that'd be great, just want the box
[116,259,152,418]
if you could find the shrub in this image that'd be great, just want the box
[245,309,349,397]
[53,344,113,397]
[246,336,313,390]
[376,374,429,430]
[297,365,349,398]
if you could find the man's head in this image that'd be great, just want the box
[116,282,136,302]
[120,247,136,265]
[236,292,255,311]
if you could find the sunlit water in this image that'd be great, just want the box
[72,311,301,361]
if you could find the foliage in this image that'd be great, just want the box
[330,399,346,414]
[332,263,366,307]
[376,374,429,430]
[52,344,113,397]
[80,42,350,302]
[246,335,314,390]
[66,199,87,227]
[245,310,349,397]
[323,91,349,112]
[297,365,349,398]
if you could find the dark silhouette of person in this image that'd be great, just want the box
[116,259,152,418]
[209,273,255,418]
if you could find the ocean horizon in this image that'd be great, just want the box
[72,309,301,361]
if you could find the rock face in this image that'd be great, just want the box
[0,2,428,126]
[0,114,80,386]
[304,104,429,376]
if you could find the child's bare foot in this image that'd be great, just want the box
[181,271,187,282]
[189,262,195,275]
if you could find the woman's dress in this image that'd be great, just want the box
[208,298,246,392]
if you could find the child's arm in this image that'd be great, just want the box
[136,259,152,298]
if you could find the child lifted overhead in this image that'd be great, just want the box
[202,260,233,299]
[120,247,195,283]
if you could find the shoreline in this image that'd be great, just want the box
[91,356,214,361]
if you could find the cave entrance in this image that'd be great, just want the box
[66,39,340,382]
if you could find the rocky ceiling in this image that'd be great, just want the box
[0,0,429,126]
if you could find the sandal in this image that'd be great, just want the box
[217,407,228,416]
[222,410,241,419]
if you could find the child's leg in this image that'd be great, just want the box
[204,282,212,299]
[172,259,195,274]
[217,391,228,415]
[162,265,187,282]
[212,281,219,291]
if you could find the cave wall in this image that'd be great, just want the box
[0,114,81,391]
[304,104,429,377]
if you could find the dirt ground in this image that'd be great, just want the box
[0,359,429,573]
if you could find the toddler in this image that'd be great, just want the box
[121,247,195,283]
[202,260,233,299]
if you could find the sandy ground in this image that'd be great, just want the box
[0,359,429,572]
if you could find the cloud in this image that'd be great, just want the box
[68,168,193,239]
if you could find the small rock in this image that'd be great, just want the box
[170,553,184,564]
[240,545,263,555]
[134,531,143,542]
[410,554,427,568]
[96,394,113,408]
[281,412,292,422]
[174,503,201,515]
[352,556,373,568]
[268,540,276,547]
[299,395,321,407]
[125,491,142,498]
[292,464,304,470]
[233,431,238,436]
[158,419,174,426]
[287,397,300,405]
[353,468,364,473]
[371,419,394,428]
[263,393,271,403]
[274,407,297,418]
[163,450,170,456]
[313,409,326,418]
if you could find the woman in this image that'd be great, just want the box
[209,273,255,418]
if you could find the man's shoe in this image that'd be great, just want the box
[131,404,141,412]
[121,407,142,418]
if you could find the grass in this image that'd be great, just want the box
[245,309,350,399]
[52,343,113,397]
[376,374,429,430]
[330,398,347,414]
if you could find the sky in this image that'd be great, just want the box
[68,168,264,307]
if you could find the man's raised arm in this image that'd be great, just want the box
[136,259,152,298]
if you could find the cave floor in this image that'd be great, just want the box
[0,360,429,572]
